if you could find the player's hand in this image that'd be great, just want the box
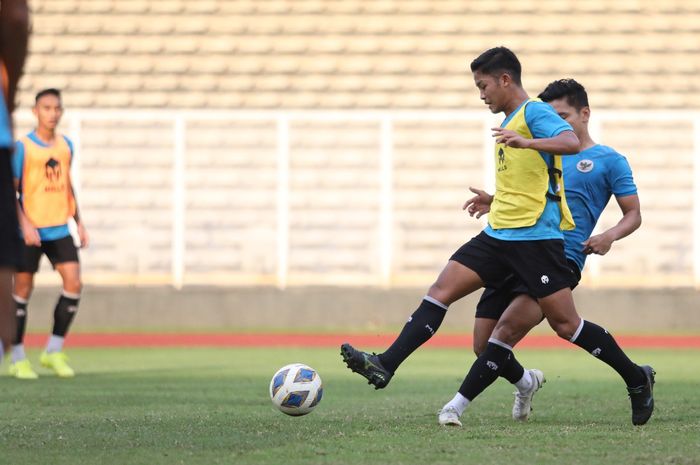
[491,127,531,148]
[582,232,614,255]
[463,186,493,219]
[77,221,89,248]
[20,220,41,247]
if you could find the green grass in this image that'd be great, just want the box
[1,347,698,465]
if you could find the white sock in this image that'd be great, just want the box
[514,370,533,394]
[11,344,27,363]
[444,392,470,416]
[0,343,4,364]
[46,335,65,354]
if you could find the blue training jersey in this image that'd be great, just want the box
[485,100,573,241]
[562,144,637,271]
[12,130,75,241]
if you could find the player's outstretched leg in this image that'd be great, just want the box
[340,343,393,389]
[341,260,483,390]
[340,296,447,389]
[628,365,655,426]
[539,289,655,425]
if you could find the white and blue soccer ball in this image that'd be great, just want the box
[269,363,323,416]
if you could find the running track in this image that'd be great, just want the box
[23,333,700,349]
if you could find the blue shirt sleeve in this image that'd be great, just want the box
[524,101,573,139]
[62,135,74,164]
[11,140,24,180]
[608,154,638,197]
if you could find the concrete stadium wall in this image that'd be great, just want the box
[23,286,700,334]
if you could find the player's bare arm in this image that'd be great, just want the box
[70,185,89,248]
[582,194,641,255]
[492,127,579,154]
[13,177,40,246]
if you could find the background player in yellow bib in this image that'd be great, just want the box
[0,0,29,369]
[9,88,89,379]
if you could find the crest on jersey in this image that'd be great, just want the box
[45,157,61,182]
[576,159,594,173]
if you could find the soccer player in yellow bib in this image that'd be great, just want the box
[460,79,652,426]
[0,0,30,369]
[9,88,89,379]
[341,47,654,426]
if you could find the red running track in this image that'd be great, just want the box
[23,333,700,349]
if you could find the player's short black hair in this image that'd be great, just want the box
[538,79,589,111]
[470,47,522,86]
[35,88,61,104]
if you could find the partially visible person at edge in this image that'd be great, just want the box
[0,0,30,367]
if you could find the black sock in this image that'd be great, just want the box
[13,297,28,345]
[571,320,644,388]
[52,293,80,337]
[459,340,512,400]
[378,298,447,374]
[499,353,526,384]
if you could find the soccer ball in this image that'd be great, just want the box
[269,363,323,416]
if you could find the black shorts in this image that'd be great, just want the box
[450,231,577,300]
[0,147,20,268]
[475,259,582,320]
[17,235,79,273]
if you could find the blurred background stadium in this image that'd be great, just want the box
[13,0,700,333]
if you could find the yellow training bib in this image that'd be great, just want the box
[488,99,575,231]
[20,133,76,228]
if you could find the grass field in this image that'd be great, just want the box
[1,346,698,465]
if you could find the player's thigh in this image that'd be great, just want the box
[47,236,81,290]
[427,260,484,305]
[492,294,544,347]
[16,241,42,276]
[473,317,497,355]
[434,232,513,305]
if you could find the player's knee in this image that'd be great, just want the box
[13,279,34,299]
[549,320,578,340]
[426,282,454,306]
[63,277,82,295]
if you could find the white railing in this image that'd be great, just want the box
[15,109,700,289]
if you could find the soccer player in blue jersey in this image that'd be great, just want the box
[341,47,654,426]
[9,88,89,379]
[448,78,646,425]
[0,0,29,366]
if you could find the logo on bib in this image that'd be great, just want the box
[577,159,594,173]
